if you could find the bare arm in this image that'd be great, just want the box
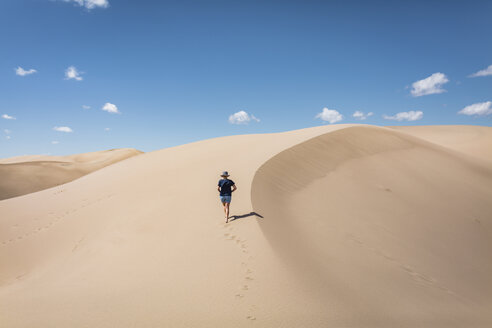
[232,185,237,192]
[217,186,221,192]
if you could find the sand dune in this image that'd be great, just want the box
[1,124,491,327]
[0,148,143,200]
[252,125,492,326]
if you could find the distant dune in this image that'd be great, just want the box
[390,125,492,162]
[0,148,143,200]
[1,125,491,327]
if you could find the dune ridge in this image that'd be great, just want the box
[1,124,491,327]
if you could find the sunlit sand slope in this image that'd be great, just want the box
[0,124,350,328]
[252,125,492,327]
[0,148,143,200]
[1,124,491,327]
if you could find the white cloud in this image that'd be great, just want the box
[228,110,260,124]
[315,107,343,124]
[82,105,91,109]
[15,67,37,76]
[62,0,109,9]
[352,111,373,120]
[2,114,16,120]
[383,110,423,121]
[458,101,492,116]
[65,66,83,81]
[469,65,492,78]
[102,102,120,114]
[410,72,449,97]
[4,129,11,140]
[53,126,73,133]
[51,141,59,144]
[104,127,110,131]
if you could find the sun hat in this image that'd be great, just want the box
[221,171,230,177]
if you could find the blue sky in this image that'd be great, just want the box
[1,0,491,158]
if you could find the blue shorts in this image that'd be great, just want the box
[220,195,231,203]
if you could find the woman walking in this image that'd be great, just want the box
[217,171,237,223]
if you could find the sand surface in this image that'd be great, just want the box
[0,148,143,200]
[1,125,491,327]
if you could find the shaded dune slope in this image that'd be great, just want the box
[252,126,492,326]
[0,148,143,200]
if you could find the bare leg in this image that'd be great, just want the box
[222,202,228,222]
[225,202,230,223]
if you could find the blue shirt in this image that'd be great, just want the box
[218,179,235,196]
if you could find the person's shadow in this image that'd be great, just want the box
[230,211,264,222]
